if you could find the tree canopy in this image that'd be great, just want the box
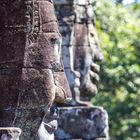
[92,0,140,139]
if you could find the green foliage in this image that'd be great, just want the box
[92,1,140,140]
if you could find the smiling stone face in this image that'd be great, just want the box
[54,0,104,104]
[0,0,72,138]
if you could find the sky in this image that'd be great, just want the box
[123,0,140,4]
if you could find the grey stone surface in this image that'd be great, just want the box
[55,107,109,140]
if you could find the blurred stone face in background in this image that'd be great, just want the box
[54,0,104,104]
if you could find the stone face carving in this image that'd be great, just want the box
[53,1,109,139]
[0,0,71,139]
[54,0,104,105]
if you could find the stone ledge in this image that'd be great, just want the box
[55,106,109,140]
